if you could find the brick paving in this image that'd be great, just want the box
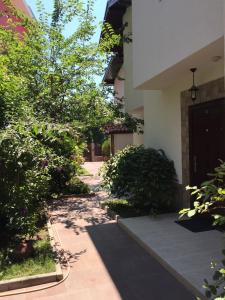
[3,162,194,300]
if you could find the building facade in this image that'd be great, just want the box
[0,0,33,34]
[103,0,144,154]
[103,0,225,208]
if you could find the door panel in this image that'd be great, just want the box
[189,99,225,187]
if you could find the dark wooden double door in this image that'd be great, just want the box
[189,98,225,187]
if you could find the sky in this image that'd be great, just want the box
[25,0,108,42]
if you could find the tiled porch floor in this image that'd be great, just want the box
[119,214,225,299]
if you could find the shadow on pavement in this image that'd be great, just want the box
[86,222,195,300]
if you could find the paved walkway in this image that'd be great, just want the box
[4,162,194,300]
[79,162,104,193]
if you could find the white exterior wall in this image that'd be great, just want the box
[144,61,224,183]
[131,107,144,145]
[111,2,224,183]
[133,133,144,146]
[114,66,125,103]
[114,133,134,153]
[123,7,144,113]
[132,0,224,88]
[144,89,183,182]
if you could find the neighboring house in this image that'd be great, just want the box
[0,0,33,34]
[10,0,33,17]
[103,0,143,155]
[103,0,225,209]
[104,122,134,155]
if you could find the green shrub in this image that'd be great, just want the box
[203,249,225,300]
[103,199,145,218]
[101,145,177,213]
[0,0,118,241]
[102,139,110,157]
[180,161,225,219]
[179,162,225,299]
[0,122,52,237]
[76,166,92,176]
[0,119,84,237]
[104,199,131,211]
[65,177,90,195]
[180,161,225,300]
[29,121,85,194]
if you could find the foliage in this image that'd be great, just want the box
[123,113,144,134]
[0,0,119,129]
[77,166,92,176]
[0,0,120,237]
[101,145,177,213]
[190,222,225,300]
[64,176,90,195]
[0,118,84,236]
[0,121,51,236]
[202,249,225,300]
[179,162,225,300]
[179,161,225,219]
[103,199,146,218]
[105,101,144,135]
[101,139,110,157]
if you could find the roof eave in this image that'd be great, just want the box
[103,53,123,84]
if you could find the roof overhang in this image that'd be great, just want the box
[103,0,131,34]
[102,0,131,85]
[104,123,133,134]
[103,54,123,84]
[136,37,224,90]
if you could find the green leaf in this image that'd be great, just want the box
[32,125,39,136]
[187,209,196,218]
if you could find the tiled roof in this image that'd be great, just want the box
[104,123,133,134]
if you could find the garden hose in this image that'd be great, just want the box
[0,221,71,298]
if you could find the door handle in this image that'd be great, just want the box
[193,155,197,173]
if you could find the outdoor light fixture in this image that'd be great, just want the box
[189,68,199,102]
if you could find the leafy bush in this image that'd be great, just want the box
[101,145,177,213]
[0,118,84,237]
[0,123,52,237]
[0,0,119,239]
[29,120,85,194]
[104,199,131,211]
[77,166,92,176]
[203,250,225,300]
[102,139,110,157]
[179,162,225,300]
[103,199,146,218]
[64,177,90,195]
[180,161,225,219]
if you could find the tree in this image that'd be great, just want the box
[0,0,120,237]
[2,0,120,124]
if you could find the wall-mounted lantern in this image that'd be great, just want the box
[189,68,199,102]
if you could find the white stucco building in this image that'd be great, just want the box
[103,0,144,154]
[103,0,225,208]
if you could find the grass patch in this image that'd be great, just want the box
[104,199,148,218]
[0,229,56,281]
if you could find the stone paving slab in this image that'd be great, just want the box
[119,214,225,299]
